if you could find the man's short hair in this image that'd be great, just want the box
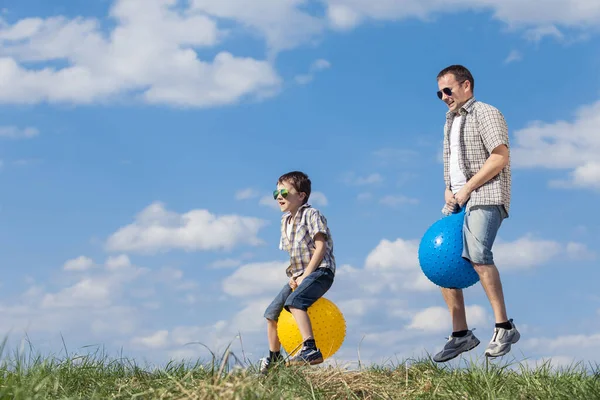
[278,171,311,204]
[437,65,475,93]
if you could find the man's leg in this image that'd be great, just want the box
[463,206,520,358]
[440,287,468,332]
[472,263,508,324]
[433,286,480,363]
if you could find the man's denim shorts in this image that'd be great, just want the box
[264,267,334,321]
[462,205,507,265]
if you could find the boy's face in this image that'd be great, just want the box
[274,180,305,214]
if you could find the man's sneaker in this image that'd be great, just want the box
[485,319,520,358]
[433,330,480,363]
[287,346,324,366]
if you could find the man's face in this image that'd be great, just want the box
[437,73,471,113]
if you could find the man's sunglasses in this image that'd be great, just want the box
[437,87,453,99]
[437,80,466,100]
[273,188,289,199]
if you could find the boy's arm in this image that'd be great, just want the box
[295,232,327,286]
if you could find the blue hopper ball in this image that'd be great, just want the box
[418,207,479,289]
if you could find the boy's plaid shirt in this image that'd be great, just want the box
[279,204,336,278]
[442,97,512,216]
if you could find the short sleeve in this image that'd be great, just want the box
[479,107,509,153]
[306,208,328,240]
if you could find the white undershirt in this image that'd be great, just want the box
[449,115,467,194]
[286,217,293,239]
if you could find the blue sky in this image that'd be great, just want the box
[1,0,599,369]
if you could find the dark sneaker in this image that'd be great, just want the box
[485,319,520,358]
[433,330,480,362]
[287,346,324,366]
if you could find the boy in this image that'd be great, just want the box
[259,171,336,374]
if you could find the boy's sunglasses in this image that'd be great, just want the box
[273,188,289,199]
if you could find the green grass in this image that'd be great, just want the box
[0,339,599,399]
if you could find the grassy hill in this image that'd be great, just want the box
[1,345,599,399]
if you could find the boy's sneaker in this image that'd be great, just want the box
[258,356,281,375]
[433,330,480,363]
[287,346,324,366]
[485,319,520,358]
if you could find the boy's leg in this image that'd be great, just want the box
[260,283,292,373]
[462,205,520,358]
[284,268,334,365]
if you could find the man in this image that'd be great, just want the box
[432,64,520,363]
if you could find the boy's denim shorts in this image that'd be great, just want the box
[462,205,507,265]
[264,267,334,321]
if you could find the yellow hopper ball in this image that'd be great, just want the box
[276,297,346,360]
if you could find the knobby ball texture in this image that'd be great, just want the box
[277,297,346,360]
[418,207,479,289]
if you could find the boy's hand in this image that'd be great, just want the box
[289,276,298,290]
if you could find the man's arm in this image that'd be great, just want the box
[454,145,508,206]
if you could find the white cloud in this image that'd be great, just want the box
[511,100,600,190]
[310,191,328,207]
[362,238,437,292]
[0,0,281,107]
[408,305,488,333]
[357,192,372,201]
[294,58,331,85]
[235,188,259,200]
[105,202,268,254]
[379,195,419,207]
[2,0,594,108]
[323,0,600,37]
[524,333,600,352]
[0,126,39,139]
[494,236,595,269]
[504,50,522,64]
[494,236,562,270]
[190,0,324,52]
[63,255,94,271]
[222,261,287,297]
[524,25,564,42]
[566,242,596,260]
[343,172,384,186]
[259,195,280,210]
[131,330,169,349]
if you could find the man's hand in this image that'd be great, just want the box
[445,188,457,211]
[454,184,473,207]
[289,276,298,290]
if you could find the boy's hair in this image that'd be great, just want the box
[278,171,311,204]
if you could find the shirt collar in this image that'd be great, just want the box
[284,203,311,219]
[446,97,476,119]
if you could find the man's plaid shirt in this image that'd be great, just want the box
[442,97,512,216]
[279,204,336,278]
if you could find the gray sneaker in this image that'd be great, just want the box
[485,319,520,358]
[433,330,480,362]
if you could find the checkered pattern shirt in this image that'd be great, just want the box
[279,204,336,278]
[442,97,512,216]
